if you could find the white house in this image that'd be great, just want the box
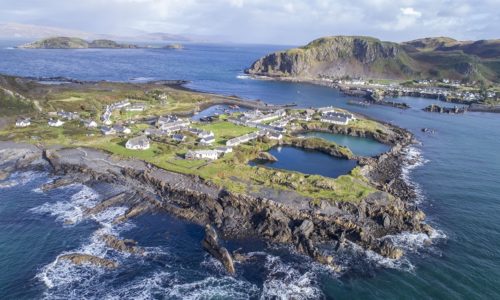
[48,119,64,127]
[200,136,215,145]
[320,115,350,125]
[113,125,131,134]
[216,146,233,154]
[198,130,214,139]
[83,120,98,128]
[101,126,116,135]
[15,118,31,127]
[126,136,150,150]
[172,134,186,142]
[125,103,147,112]
[185,150,219,160]
[267,131,283,140]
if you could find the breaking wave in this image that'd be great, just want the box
[401,146,429,204]
[260,254,323,299]
[30,184,100,225]
[0,171,46,189]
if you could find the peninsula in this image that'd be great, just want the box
[0,74,433,272]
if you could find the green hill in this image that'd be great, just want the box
[245,36,500,83]
[18,37,139,49]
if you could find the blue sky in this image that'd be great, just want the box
[0,0,498,44]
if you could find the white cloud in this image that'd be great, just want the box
[0,0,496,44]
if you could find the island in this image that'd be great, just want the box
[18,36,140,49]
[245,36,500,112]
[0,74,434,272]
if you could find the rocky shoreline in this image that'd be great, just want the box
[0,131,432,273]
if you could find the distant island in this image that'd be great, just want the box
[245,36,500,84]
[164,43,184,50]
[18,37,140,49]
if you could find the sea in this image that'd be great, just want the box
[0,41,499,299]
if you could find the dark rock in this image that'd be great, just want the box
[59,253,118,269]
[201,225,235,274]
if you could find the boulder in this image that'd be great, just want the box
[201,225,235,274]
[102,234,144,255]
[59,253,118,269]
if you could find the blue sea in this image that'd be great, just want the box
[0,41,500,299]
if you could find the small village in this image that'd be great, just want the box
[14,98,356,163]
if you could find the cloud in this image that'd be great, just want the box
[0,0,496,44]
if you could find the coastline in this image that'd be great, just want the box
[244,74,500,114]
[0,119,433,272]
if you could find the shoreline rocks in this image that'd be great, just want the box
[0,136,431,269]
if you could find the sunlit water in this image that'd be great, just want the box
[0,40,499,299]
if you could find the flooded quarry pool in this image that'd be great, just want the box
[298,132,390,157]
[250,146,357,178]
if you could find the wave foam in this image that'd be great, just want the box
[401,146,429,203]
[30,185,100,225]
[261,254,323,300]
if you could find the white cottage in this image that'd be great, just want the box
[48,119,64,127]
[126,136,150,150]
[15,118,31,127]
[185,150,219,160]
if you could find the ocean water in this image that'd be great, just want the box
[0,41,500,299]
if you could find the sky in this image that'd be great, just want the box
[0,0,498,44]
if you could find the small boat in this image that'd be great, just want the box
[229,105,240,109]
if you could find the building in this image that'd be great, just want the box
[216,146,233,154]
[158,119,190,133]
[320,115,350,125]
[200,136,215,145]
[144,128,165,136]
[317,106,337,114]
[267,131,283,140]
[156,115,179,127]
[15,118,31,127]
[101,126,116,135]
[226,130,266,147]
[185,150,219,160]
[126,103,147,112]
[125,136,150,150]
[113,125,131,134]
[198,130,214,139]
[172,134,186,142]
[83,120,98,128]
[48,119,64,127]
[58,111,79,120]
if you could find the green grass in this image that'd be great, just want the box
[196,121,257,146]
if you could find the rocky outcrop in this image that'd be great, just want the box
[424,104,467,114]
[255,151,278,162]
[201,225,235,274]
[59,253,118,269]
[102,234,144,255]
[284,137,354,159]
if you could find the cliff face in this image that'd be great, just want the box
[246,36,500,83]
[246,36,417,79]
[18,37,139,49]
